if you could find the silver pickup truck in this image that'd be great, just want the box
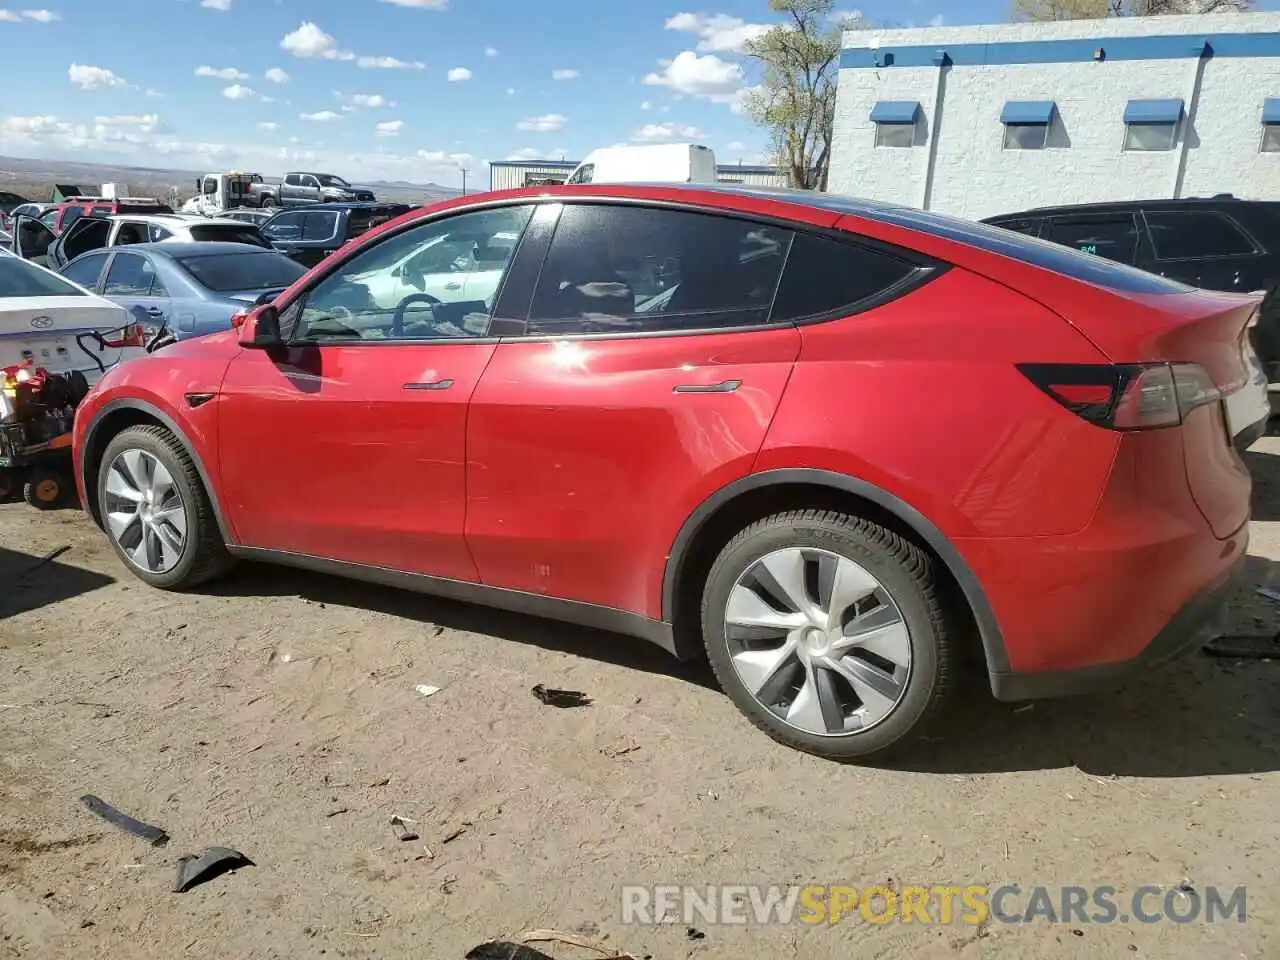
[263,172,376,207]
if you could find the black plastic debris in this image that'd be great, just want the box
[1202,635,1280,659]
[465,944,556,960]
[530,684,591,708]
[687,926,706,940]
[172,846,253,893]
[80,795,169,847]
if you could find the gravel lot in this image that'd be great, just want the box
[2,440,1279,960]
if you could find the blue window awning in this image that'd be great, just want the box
[1000,100,1055,125]
[1124,98,1184,124]
[1264,99,1280,124]
[870,100,921,124]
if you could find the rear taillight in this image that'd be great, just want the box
[1018,362,1221,431]
[101,323,146,349]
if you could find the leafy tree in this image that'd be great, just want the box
[743,0,859,190]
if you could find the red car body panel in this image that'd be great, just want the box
[466,326,801,617]
[71,182,1254,699]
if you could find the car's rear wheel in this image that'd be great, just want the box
[96,425,233,589]
[701,509,952,761]
[261,195,277,209]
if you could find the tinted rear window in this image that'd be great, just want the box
[1145,211,1257,260]
[0,254,87,297]
[188,224,270,247]
[771,232,918,321]
[176,251,306,292]
[869,205,1190,294]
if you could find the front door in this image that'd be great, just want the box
[11,215,56,264]
[49,217,110,270]
[216,201,539,580]
[466,201,803,617]
[101,251,171,338]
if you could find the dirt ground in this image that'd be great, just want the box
[2,444,1279,960]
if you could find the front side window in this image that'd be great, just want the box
[103,253,160,297]
[263,212,304,241]
[61,251,110,290]
[1145,211,1256,260]
[1045,215,1140,265]
[60,205,85,228]
[293,204,535,342]
[525,204,790,336]
[317,175,350,188]
[1123,122,1178,152]
[284,174,300,186]
[114,221,150,245]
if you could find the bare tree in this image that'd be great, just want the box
[1014,0,1250,18]
[743,0,856,190]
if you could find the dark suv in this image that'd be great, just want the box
[261,201,412,267]
[983,196,1280,378]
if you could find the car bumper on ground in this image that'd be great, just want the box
[989,549,1245,700]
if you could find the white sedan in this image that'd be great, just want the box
[0,249,144,384]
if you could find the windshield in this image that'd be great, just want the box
[188,224,270,247]
[317,175,351,188]
[0,253,88,297]
[177,251,306,292]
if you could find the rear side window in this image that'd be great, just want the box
[989,217,1041,237]
[771,232,919,322]
[1045,215,1140,265]
[302,212,339,242]
[526,204,789,335]
[188,224,269,247]
[1145,211,1256,260]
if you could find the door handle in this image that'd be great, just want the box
[403,379,454,391]
[145,306,164,316]
[444,281,462,290]
[673,379,741,394]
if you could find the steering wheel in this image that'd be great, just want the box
[391,292,441,336]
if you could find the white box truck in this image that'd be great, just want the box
[565,144,718,185]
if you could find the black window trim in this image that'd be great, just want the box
[273,195,949,347]
[1140,208,1263,263]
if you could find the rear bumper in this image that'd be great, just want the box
[990,548,1245,701]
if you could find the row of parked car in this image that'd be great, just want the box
[2,197,412,340]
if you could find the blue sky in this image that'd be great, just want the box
[1,0,1275,188]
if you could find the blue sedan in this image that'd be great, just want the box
[57,241,307,340]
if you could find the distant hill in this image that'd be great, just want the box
[0,155,460,206]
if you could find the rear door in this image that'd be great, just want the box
[101,251,171,336]
[297,210,340,267]
[1043,211,1144,266]
[1141,208,1267,292]
[49,217,110,270]
[261,210,307,262]
[465,201,805,617]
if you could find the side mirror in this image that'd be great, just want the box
[236,304,283,349]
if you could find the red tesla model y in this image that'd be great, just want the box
[71,183,1254,760]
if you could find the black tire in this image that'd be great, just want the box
[96,425,234,589]
[23,467,73,510]
[701,509,953,761]
[260,195,277,209]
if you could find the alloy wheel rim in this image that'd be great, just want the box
[723,547,912,737]
[103,449,188,574]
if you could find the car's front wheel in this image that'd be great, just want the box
[96,425,233,589]
[701,509,953,761]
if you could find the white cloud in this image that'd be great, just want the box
[380,0,447,7]
[726,140,746,151]
[505,147,544,161]
[200,0,232,10]
[0,11,17,19]
[484,46,498,57]
[196,65,248,81]
[640,100,652,110]
[17,8,57,20]
[830,8,864,27]
[301,110,343,122]
[643,50,743,101]
[264,67,290,84]
[223,84,256,100]
[447,66,472,81]
[258,121,279,131]
[68,63,126,90]
[376,119,404,137]
[280,21,354,60]
[928,13,945,25]
[95,113,162,133]
[664,12,769,53]
[516,113,566,132]
[632,121,702,142]
[357,55,425,70]
[551,68,579,80]
[506,87,516,96]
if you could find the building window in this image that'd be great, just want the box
[1122,99,1183,153]
[1000,101,1055,151]
[870,100,921,149]
[1262,99,1280,154]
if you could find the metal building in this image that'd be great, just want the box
[829,12,1280,221]
[488,159,789,190]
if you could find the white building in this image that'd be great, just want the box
[828,13,1280,220]
[488,159,789,191]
